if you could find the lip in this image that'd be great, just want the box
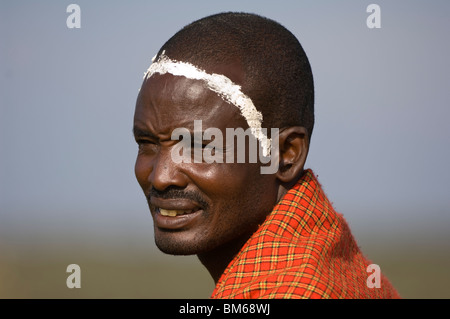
[150,197,203,230]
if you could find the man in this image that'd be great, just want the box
[133,12,399,298]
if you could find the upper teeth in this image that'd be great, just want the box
[159,208,192,217]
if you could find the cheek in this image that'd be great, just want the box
[203,166,271,242]
[191,163,266,220]
[135,155,151,189]
[192,163,254,195]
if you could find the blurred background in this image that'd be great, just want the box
[1,0,449,298]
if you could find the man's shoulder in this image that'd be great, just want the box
[211,232,347,299]
[212,250,400,299]
[217,263,338,299]
[211,170,400,299]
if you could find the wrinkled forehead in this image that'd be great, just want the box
[136,74,240,126]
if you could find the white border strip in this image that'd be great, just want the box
[144,51,272,156]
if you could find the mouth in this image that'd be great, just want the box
[158,208,198,217]
[150,197,204,230]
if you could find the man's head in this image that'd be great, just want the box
[151,12,314,138]
[133,12,314,258]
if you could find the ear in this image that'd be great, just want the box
[276,126,309,184]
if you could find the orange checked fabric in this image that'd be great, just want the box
[211,169,400,299]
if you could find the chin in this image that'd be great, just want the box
[154,231,211,256]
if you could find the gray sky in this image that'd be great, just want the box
[1,0,449,251]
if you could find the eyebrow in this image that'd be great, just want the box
[133,126,218,146]
[133,127,158,139]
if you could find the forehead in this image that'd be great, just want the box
[134,74,248,132]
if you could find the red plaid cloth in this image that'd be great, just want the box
[211,169,400,299]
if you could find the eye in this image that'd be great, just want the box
[191,140,209,149]
[136,139,158,154]
[136,139,152,144]
[136,139,153,146]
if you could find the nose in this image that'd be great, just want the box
[148,147,189,191]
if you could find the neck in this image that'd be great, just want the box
[197,232,253,284]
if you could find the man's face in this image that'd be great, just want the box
[133,70,278,255]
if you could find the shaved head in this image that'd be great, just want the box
[152,12,315,140]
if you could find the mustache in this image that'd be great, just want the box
[148,186,209,209]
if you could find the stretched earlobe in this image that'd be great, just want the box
[276,127,309,184]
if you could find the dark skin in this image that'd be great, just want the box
[133,62,309,283]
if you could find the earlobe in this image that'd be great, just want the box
[276,127,309,184]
